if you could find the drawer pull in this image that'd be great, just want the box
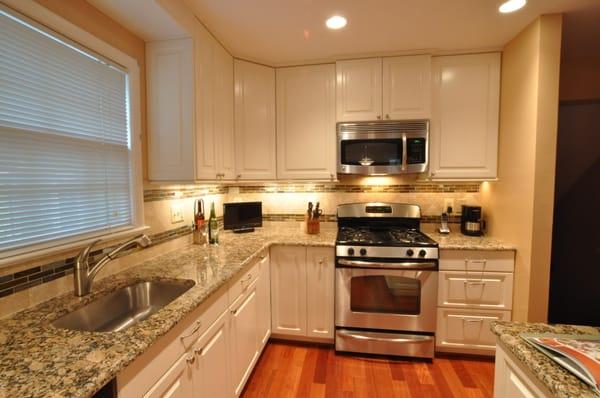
[180,320,202,340]
[231,308,238,316]
[240,274,252,287]
[463,318,484,323]
[186,355,195,365]
[194,347,203,356]
[464,280,486,286]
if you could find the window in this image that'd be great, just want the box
[0,5,143,259]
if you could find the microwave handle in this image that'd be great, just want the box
[402,134,407,171]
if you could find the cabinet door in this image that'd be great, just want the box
[382,55,431,120]
[214,44,235,179]
[146,39,194,181]
[336,58,382,121]
[276,64,336,180]
[270,246,307,336]
[194,20,218,180]
[306,247,335,339]
[256,253,272,349]
[430,53,500,179]
[234,60,276,180]
[494,344,553,398]
[192,311,230,398]
[144,354,194,398]
[229,280,259,397]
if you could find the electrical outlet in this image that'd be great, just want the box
[170,205,184,224]
[443,198,455,214]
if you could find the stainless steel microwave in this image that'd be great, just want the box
[337,120,429,175]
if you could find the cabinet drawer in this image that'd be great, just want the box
[117,285,228,397]
[438,271,513,310]
[440,250,514,272]
[436,308,510,355]
[228,254,262,304]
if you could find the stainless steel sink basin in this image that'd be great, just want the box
[52,280,194,332]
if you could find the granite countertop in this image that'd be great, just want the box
[427,231,516,251]
[0,223,336,398]
[491,321,600,398]
[0,222,515,397]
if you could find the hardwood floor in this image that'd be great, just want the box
[242,342,495,398]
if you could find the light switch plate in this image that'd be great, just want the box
[170,205,184,224]
[443,198,455,214]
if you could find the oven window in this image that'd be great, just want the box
[350,275,421,315]
[340,139,402,166]
[407,138,426,164]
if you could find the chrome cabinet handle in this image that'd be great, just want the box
[240,274,252,286]
[194,347,203,356]
[186,355,195,364]
[376,115,381,120]
[464,280,486,286]
[180,320,202,340]
[385,114,390,119]
[463,318,484,323]
[236,174,241,179]
[318,259,324,265]
[231,308,238,315]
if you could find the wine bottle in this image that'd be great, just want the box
[208,202,218,244]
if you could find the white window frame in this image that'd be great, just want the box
[0,0,146,267]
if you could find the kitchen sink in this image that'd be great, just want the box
[52,280,194,332]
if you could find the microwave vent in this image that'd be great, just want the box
[337,120,428,134]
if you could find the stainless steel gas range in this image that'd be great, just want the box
[335,202,439,359]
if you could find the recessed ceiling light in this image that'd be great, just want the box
[326,15,347,30]
[498,0,527,13]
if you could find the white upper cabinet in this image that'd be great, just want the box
[430,53,500,180]
[276,64,336,180]
[336,56,431,122]
[336,58,382,121]
[234,60,276,180]
[146,39,195,181]
[195,21,235,181]
[382,55,431,120]
[146,21,234,182]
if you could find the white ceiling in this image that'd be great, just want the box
[184,0,600,65]
[86,0,187,41]
[87,0,600,65]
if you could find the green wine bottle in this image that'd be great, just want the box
[208,202,218,244]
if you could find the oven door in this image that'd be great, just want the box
[335,266,438,333]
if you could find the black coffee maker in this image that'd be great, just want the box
[461,205,485,236]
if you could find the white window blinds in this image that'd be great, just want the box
[0,7,134,254]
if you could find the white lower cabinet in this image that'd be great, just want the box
[494,342,552,397]
[229,278,259,396]
[144,353,194,398]
[256,253,272,349]
[306,247,335,339]
[436,249,515,355]
[436,308,510,354]
[191,310,230,398]
[270,246,307,336]
[117,252,271,398]
[270,246,335,341]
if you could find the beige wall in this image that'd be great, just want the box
[481,15,562,322]
[32,0,149,179]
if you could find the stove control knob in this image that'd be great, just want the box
[347,248,355,256]
[360,248,367,256]
[419,249,427,257]
[406,249,414,256]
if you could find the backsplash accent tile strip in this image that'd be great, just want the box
[0,212,460,298]
[143,182,480,202]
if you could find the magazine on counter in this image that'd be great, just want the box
[521,333,600,395]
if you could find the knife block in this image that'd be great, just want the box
[306,218,320,234]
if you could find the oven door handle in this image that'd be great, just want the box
[337,259,437,270]
[337,330,434,344]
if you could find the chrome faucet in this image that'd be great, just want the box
[73,234,152,296]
